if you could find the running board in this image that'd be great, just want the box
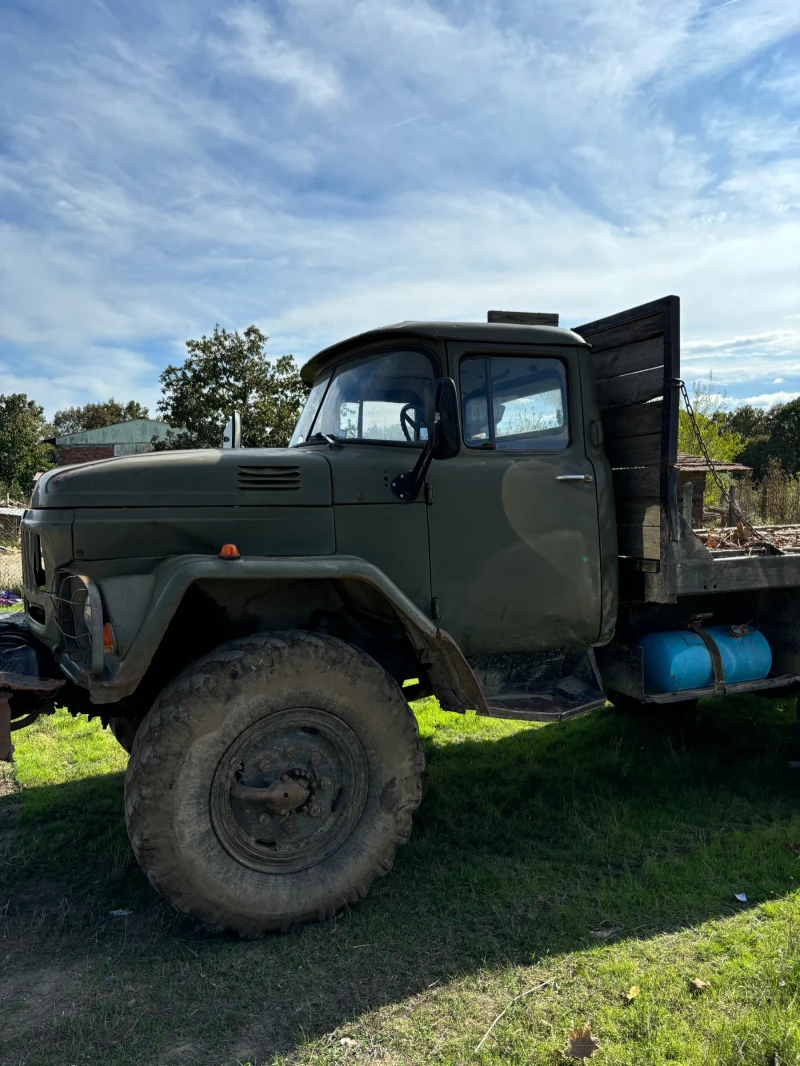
[468,648,606,723]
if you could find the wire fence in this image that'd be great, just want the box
[0,510,24,601]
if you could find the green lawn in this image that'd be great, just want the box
[3,696,800,1065]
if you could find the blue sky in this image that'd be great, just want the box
[1,0,798,418]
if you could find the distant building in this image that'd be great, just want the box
[44,419,173,466]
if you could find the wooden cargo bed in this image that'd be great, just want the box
[576,296,800,603]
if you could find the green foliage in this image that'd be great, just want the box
[155,325,305,450]
[678,381,744,463]
[0,393,54,499]
[52,398,149,437]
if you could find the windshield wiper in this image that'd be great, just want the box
[307,432,343,450]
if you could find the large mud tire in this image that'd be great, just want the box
[124,631,424,935]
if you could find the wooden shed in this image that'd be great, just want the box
[675,452,751,528]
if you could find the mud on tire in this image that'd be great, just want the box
[124,631,424,935]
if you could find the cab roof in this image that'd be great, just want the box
[300,320,590,385]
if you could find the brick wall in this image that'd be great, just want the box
[57,445,115,466]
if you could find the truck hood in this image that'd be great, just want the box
[32,448,332,508]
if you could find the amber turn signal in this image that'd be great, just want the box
[102,622,116,655]
[219,543,241,559]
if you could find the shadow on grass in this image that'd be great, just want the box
[3,693,800,1064]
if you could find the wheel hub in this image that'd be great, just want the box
[210,708,368,873]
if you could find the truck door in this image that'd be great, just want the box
[425,342,602,654]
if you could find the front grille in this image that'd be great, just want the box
[237,465,301,492]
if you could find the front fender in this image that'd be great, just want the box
[67,554,487,714]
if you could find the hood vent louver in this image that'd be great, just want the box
[237,465,302,492]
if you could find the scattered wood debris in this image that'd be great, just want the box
[695,524,800,555]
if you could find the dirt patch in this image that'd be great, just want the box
[0,764,20,799]
[0,959,86,1052]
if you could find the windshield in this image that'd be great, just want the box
[290,373,331,446]
[290,348,437,446]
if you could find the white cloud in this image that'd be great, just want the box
[735,391,800,409]
[213,6,343,108]
[0,0,798,416]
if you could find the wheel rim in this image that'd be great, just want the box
[210,708,369,874]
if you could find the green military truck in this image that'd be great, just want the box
[3,295,799,934]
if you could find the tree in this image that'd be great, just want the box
[53,398,149,437]
[155,325,305,450]
[721,404,769,441]
[752,399,800,479]
[0,394,54,498]
[678,380,744,463]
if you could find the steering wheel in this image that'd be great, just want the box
[400,403,425,442]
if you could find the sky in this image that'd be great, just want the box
[0,0,798,420]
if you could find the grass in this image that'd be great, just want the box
[3,696,800,1065]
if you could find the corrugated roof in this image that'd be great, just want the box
[676,451,751,473]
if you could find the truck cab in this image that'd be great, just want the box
[290,319,616,655]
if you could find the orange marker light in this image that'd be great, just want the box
[102,622,116,655]
[219,543,241,559]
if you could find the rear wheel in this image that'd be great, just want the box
[124,631,424,935]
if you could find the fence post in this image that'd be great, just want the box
[727,483,737,527]
[683,481,693,529]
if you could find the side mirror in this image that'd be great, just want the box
[424,377,460,460]
[391,378,461,501]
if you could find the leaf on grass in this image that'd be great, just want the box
[781,841,800,856]
[689,978,711,993]
[622,985,640,1003]
[589,926,621,941]
[564,1026,601,1061]
[339,1037,358,1049]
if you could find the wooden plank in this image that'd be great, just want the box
[674,554,800,595]
[612,467,660,498]
[593,336,664,380]
[487,311,559,326]
[602,400,662,439]
[605,432,661,467]
[614,497,661,527]
[576,311,663,352]
[617,522,661,560]
[596,365,664,409]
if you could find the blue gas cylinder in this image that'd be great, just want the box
[638,624,772,695]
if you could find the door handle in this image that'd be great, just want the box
[556,474,594,483]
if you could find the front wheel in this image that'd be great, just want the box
[124,632,424,935]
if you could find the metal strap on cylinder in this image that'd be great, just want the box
[689,621,726,697]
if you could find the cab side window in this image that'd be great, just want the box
[460,355,568,451]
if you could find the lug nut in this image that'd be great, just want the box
[280,774,288,782]
[310,804,321,817]
[259,814,270,824]
[258,756,272,772]
[320,777,331,790]
[310,753,321,766]
[283,746,296,759]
